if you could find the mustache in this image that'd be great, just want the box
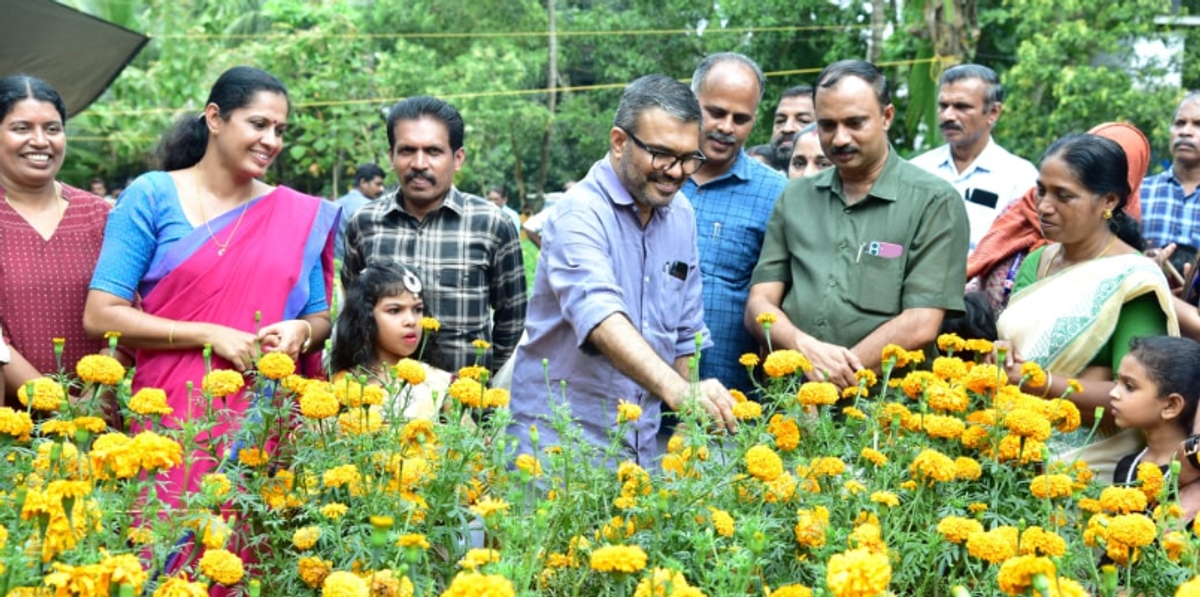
[708,131,737,145]
[1176,140,1197,151]
[647,170,682,185]
[830,145,858,156]
[404,171,436,185]
[773,132,797,147]
[940,121,963,132]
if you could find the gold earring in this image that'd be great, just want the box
[1103,209,1113,220]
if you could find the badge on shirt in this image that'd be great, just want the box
[857,241,904,262]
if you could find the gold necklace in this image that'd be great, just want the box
[194,170,249,256]
[3,181,63,223]
[1040,234,1119,279]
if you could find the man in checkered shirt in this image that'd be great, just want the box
[342,96,527,374]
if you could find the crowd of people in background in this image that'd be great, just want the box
[3,54,1200,498]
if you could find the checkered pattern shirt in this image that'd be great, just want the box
[685,152,788,393]
[1141,167,1200,249]
[343,186,527,372]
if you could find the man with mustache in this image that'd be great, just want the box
[1142,92,1200,251]
[910,64,1037,250]
[342,96,527,374]
[769,85,815,171]
[681,52,786,398]
[509,74,738,468]
[745,60,969,389]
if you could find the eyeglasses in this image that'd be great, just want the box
[621,128,706,176]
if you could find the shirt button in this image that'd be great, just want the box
[644,276,650,283]
[844,207,852,214]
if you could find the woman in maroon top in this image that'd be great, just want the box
[0,75,109,406]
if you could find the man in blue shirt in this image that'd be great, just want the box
[335,163,385,263]
[508,75,738,468]
[683,52,787,397]
[1143,92,1200,251]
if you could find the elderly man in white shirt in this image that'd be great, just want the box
[910,64,1037,251]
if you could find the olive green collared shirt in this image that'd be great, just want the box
[751,148,969,348]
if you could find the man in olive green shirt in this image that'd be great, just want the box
[745,60,969,389]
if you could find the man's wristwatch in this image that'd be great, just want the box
[1183,433,1200,470]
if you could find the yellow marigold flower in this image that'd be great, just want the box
[938,517,984,544]
[401,419,437,446]
[1003,408,1051,441]
[440,572,514,597]
[40,419,75,438]
[854,369,878,388]
[127,526,154,545]
[870,491,899,507]
[282,374,310,394]
[483,388,510,408]
[825,547,891,597]
[323,570,369,597]
[76,354,126,385]
[745,445,784,482]
[72,416,106,434]
[709,508,735,537]
[472,338,491,350]
[398,534,431,550]
[419,317,440,331]
[881,344,910,368]
[936,333,964,352]
[842,406,867,420]
[470,496,511,518]
[763,349,813,378]
[298,556,333,589]
[1042,398,1081,433]
[1164,531,1189,562]
[448,377,486,407]
[924,414,966,439]
[617,400,643,423]
[1066,379,1083,395]
[964,364,1003,395]
[764,471,799,503]
[199,516,231,550]
[928,385,969,413]
[293,526,321,551]
[457,365,488,382]
[907,349,926,364]
[860,447,888,467]
[739,353,760,368]
[964,338,994,354]
[794,506,829,548]
[338,406,384,435]
[909,449,956,483]
[768,415,800,451]
[843,480,867,495]
[134,430,184,471]
[997,555,1055,595]
[202,370,244,398]
[1100,486,1149,514]
[153,576,210,597]
[954,456,982,481]
[732,400,762,420]
[996,434,1046,464]
[900,371,940,399]
[0,407,34,441]
[201,473,231,498]
[965,528,1018,564]
[635,568,698,597]
[1020,361,1047,389]
[459,548,501,570]
[392,358,426,386]
[300,383,340,420]
[515,454,543,477]
[199,548,244,586]
[18,377,64,412]
[239,446,269,467]
[1136,462,1165,502]
[968,503,988,514]
[809,457,846,477]
[769,585,813,597]
[848,523,886,554]
[1030,474,1073,500]
[323,464,361,488]
[321,503,349,520]
[1078,498,1102,513]
[797,381,839,406]
[756,312,777,325]
[1107,513,1156,547]
[129,387,173,417]
[257,352,296,380]
[590,545,648,574]
[1020,526,1067,557]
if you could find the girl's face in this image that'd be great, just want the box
[373,290,424,365]
[1110,353,1170,430]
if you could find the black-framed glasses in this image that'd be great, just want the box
[621,128,706,175]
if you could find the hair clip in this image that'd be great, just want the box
[403,270,423,295]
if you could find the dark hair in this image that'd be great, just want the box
[386,96,464,153]
[613,74,701,135]
[692,52,765,102]
[487,185,507,199]
[940,64,1004,108]
[89,176,106,187]
[778,85,814,106]
[1041,133,1142,250]
[353,163,386,185]
[747,144,774,159]
[1127,336,1200,433]
[814,60,890,109]
[0,75,67,123]
[156,66,290,171]
[330,260,442,373]
[938,291,998,342]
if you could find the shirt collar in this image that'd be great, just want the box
[932,137,998,174]
[387,185,466,217]
[696,150,754,186]
[818,146,903,203]
[595,157,674,216]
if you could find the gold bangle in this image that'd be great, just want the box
[1041,373,1054,398]
[168,322,175,347]
[299,319,313,353]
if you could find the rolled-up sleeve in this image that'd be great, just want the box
[901,188,970,312]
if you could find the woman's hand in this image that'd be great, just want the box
[206,324,259,371]
[990,340,1027,384]
[258,320,311,361]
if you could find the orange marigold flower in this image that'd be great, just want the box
[996,555,1055,595]
[965,528,1017,564]
[964,364,1003,395]
[842,406,867,420]
[1020,526,1067,557]
[1020,362,1047,389]
[768,415,801,451]
[1106,513,1156,547]
[515,454,543,477]
[745,445,784,481]
[931,356,967,382]
[881,344,910,368]
[1003,408,1052,441]
[809,457,846,477]
[763,350,813,378]
[1030,474,1073,499]
[797,381,839,407]
[794,506,829,549]
[238,447,269,467]
[392,358,426,385]
[1136,462,1165,503]
[299,383,340,420]
[954,456,982,481]
[923,414,966,439]
[909,449,956,483]
[937,333,965,353]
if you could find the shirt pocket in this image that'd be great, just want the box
[436,266,489,321]
[848,253,904,315]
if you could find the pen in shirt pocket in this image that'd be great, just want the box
[711,221,722,241]
[856,241,904,262]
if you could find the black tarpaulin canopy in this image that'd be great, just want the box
[0,0,148,117]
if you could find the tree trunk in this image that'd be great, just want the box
[534,0,558,211]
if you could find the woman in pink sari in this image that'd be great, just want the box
[83,66,337,502]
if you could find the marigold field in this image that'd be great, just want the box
[4,331,1200,596]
